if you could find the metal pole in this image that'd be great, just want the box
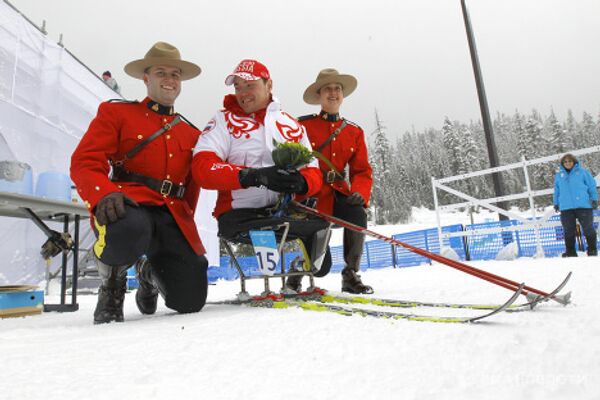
[522,156,544,258]
[432,176,444,249]
[460,0,508,222]
[71,214,80,305]
[60,215,69,305]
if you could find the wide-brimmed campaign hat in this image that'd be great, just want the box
[124,42,201,80]
[303,68,357,105]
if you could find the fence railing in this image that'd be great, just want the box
[431,145,600,256]
[208,210,599,283]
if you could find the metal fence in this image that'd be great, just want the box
[209,211,599,283]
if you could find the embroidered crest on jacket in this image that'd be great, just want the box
[276,112,304,142]
[224,111,259,138]
[202,118,216,134]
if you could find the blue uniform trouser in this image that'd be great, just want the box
[93,205,208,313]
[333,192,368,273]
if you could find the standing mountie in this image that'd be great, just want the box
[192,59,330,278]
[102,70,120,94]
[71,42,208,324]
[295,68,374,294]
[553,153,598,257]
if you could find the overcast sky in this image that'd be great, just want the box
[9,0,600,141]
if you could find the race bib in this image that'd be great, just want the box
[249,230,280,276]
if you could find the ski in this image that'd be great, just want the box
[522,271,572,308]
[307,271,572,312]
[294,292,528,312]
[208,270,569,314]
[208,284,523,323]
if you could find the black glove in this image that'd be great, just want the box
[346,192,365,206]
[592,200,598,210]
[554,205,559,213]
[94,192,137,225]
[40,231,74,260]
[239,166,308,194]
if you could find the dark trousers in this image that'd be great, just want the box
[560,208,597,252]
[93,205,208,313]
[333,192,368,272]
[218,206,332,276]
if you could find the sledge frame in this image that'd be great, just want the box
[220,221,333,300]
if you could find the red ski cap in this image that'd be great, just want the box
[225,59,270,86]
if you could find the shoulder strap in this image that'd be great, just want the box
[316,120,347,152]
[177,113,200,130]
[343,119,361,129]
[297,114,317,122]
[113,115,182,166]
[311,120,349,180]
[107,99,138,104]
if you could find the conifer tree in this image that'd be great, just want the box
[442,117,460,175]
[547,110,566,153]
[564,109,577,149]
[369,109,398,223]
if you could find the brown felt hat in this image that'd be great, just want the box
[124,41,201,80]
[303,68,357,105]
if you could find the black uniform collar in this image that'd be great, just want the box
[147,99,175,115]
[319,110,341,122]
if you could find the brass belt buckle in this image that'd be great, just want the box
[160,180,173,196]
[326,170,336,183]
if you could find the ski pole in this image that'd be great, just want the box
[292,201,565,302]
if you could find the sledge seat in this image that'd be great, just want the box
[218,206,332,299]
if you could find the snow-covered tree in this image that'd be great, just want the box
[442,117,460,175]
[368,109,407,224]
[564,109,577,150]
[547,110,566,154]
[362,107,598,214]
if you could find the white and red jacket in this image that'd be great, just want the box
[192,96,322,218]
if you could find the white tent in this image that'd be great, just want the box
[0,1,218,285]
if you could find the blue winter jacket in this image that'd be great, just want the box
[553,162,598,210]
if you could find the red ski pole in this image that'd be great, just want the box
[292,201,569,304]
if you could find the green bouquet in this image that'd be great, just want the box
[272,140,314,169]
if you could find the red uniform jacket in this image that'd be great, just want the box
[70,97,205,255]
[299,114,373,214]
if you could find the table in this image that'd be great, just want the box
[0,191,90,312]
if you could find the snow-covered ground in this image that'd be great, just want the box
[2,209,599,400]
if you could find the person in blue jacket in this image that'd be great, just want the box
[553,153,598,257]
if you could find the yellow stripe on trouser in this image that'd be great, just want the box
[296,239,312,271]
[93,217,107,259]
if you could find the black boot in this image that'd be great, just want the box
[341,229,373,294]
[93,262,128,324]
[284,274,303,293]
[585,235,597,256]
[135,257,159,315]
[284,256,304,293]
[341,267,374,294]
[562,236,578,257]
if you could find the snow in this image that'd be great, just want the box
[2,210,599,400]
[496,241,520,261]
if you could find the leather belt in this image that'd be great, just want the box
[323,170,345,183]
[111,167,186,199]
